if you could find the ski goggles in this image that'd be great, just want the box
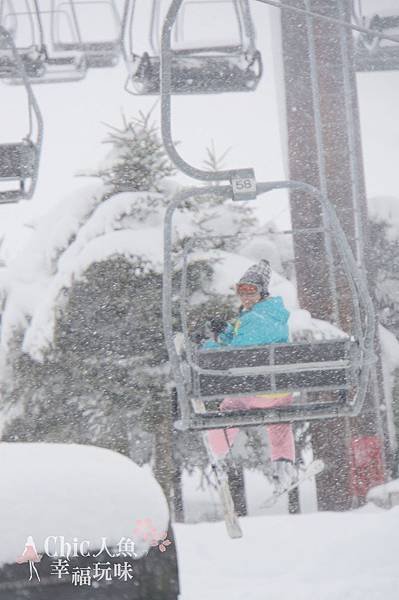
[236,282,261,296]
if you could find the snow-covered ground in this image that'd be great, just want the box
[174,505,399,600]
[0,443,169,566]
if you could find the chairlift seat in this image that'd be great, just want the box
[5,49,86,84]
[0,142,36,179]
[129,48,262,94]
[54,41,120,68]
[191,338,360,400]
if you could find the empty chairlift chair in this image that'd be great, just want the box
[123,0,262,94]
[0,26,42,201]
[353,0,399,71]
[0,0,87,83]
[51,0,123,69]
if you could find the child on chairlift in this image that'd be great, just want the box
[203,259,297,492]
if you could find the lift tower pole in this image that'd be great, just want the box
[277,0,388,510]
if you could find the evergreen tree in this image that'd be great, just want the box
[96,111,175,193]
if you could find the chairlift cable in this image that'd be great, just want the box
[32,0,46,54]
[68,0,84,45]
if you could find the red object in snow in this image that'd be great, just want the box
[350,436,385,498]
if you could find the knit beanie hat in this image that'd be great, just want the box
[238,259,271,298]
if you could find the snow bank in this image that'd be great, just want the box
[367,477,399,509]
[175,506,399,600]
[0,443,169,566]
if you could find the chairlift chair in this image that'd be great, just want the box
[123,0,262,95]
[0,0,87,83]
[352,0,399,71]
[163,181,375,432]
[0,25,42,201]
[51,0,123,69]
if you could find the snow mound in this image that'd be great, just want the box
[289,309,348,341]
[367,478,399,509]
[0,443,169,566]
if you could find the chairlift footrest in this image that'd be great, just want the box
[182,400,345,430]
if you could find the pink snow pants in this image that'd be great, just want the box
[207,394,295,462]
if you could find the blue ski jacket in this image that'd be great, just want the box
[203,296,290,349]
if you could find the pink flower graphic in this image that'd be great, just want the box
[133,519,172,553]
[150,531,172,553]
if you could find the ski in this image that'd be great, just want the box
[210,461,243,539]
[261,459,325,508]
[192,398,243,539]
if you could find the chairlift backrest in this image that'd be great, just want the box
[52,0,123,68]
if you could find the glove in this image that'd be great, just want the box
[208,317,228,337]
[191,328,206,345]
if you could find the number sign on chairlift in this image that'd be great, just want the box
[122,0,262,95]
[0,26,42,202]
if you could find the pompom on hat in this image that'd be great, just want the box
[237,259,271,299]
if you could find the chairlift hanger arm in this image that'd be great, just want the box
[160,0,256,181]
[0,27,43,140]
[255,0,399,45]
